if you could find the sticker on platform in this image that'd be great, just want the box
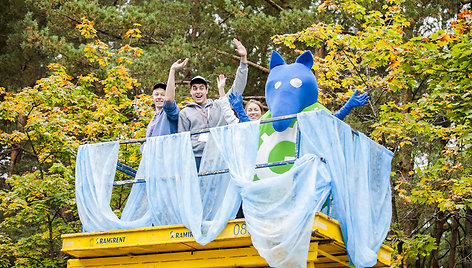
[94,236,126,245]
[63,241,74,247]
[314,221,327,231]
[170,231,193,239]
[380,252,390,260]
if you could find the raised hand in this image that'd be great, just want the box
[233,38,247,62]
[171,58,189,71]
[333,90,370,120]
[217,74,226,90]
[228,91,243,108]
[345,90,369,108]
[166,58,188,103]
[217,74,227,98]
[228,92,250,122]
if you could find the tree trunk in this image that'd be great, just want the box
[432,211,447,268]
[8,147,21,176]
[463,206,472,268]
[191,0,200,42]
[448,214,458,267]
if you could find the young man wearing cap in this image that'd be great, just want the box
[178,39,248,168]
[145,58,188,138]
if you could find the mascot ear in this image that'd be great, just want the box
[269,51,286,70]
[295,50,314,69]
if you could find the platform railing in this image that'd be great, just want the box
[113,114,302,186]
[112,112,342,215]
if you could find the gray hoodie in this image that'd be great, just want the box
[178,61,248,157]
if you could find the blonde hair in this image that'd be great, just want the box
[245,99,264,113]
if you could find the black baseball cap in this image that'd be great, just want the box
[153,83,167,90]
[190,76,208,86]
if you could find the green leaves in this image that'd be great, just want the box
[0,19,149,267]
[274,2,472,266]
[0,1,470,266]
[390,227,438,265]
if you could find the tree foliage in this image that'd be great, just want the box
[0,18,149,267]
[0,0,471,267]
[275,0,472,266]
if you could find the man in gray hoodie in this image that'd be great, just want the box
[178,38,248,169]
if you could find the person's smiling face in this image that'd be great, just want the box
[151,88,166,110]
[246,102,262,120]
[190,83,208,105]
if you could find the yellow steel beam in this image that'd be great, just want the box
[62,213,393,267]
[318,248,351,267]
[67,243,324,268]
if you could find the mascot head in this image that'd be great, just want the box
[265,50,318,132]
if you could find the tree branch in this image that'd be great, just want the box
[412,73,430,100]
[57,10,270,76]
[24,130,44,180]
[408,210,448,236]
[57,11,269,73]
[263,0,285,12]
[144,36,164,45]
[214,49,270,73]
[56,11,123,41]
[339,50,378,117]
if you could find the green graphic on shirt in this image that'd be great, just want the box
[255,102,331,180]
[268,140,295,174]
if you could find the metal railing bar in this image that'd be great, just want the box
[118,114,299,145]
[295,125,301,159]
[116,162,137,177]
[117,162,137,174]
[113,112,338,185]
[113,159,297,186]
[117,113,360,145]
[120,138,145,145]
[116,168,137,178]
[114,178,144,186]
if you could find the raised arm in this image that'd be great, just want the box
[333,90,369,120]
[165,58,188,103]
[228,92,250,123]
[216,74,239,124]
[233,38,247,63]
[217,74,227,98]
[228,39,248,95]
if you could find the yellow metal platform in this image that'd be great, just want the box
[62,212,392,267]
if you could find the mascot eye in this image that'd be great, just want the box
[274,81,282,89]
[290,78,302,88]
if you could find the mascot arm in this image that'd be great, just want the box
[228,92,250,123]
[333,90,369,120]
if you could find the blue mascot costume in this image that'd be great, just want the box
[229,50,369,179]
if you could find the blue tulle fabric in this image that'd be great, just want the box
[75,110,392,268]
[298,110,393,267]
